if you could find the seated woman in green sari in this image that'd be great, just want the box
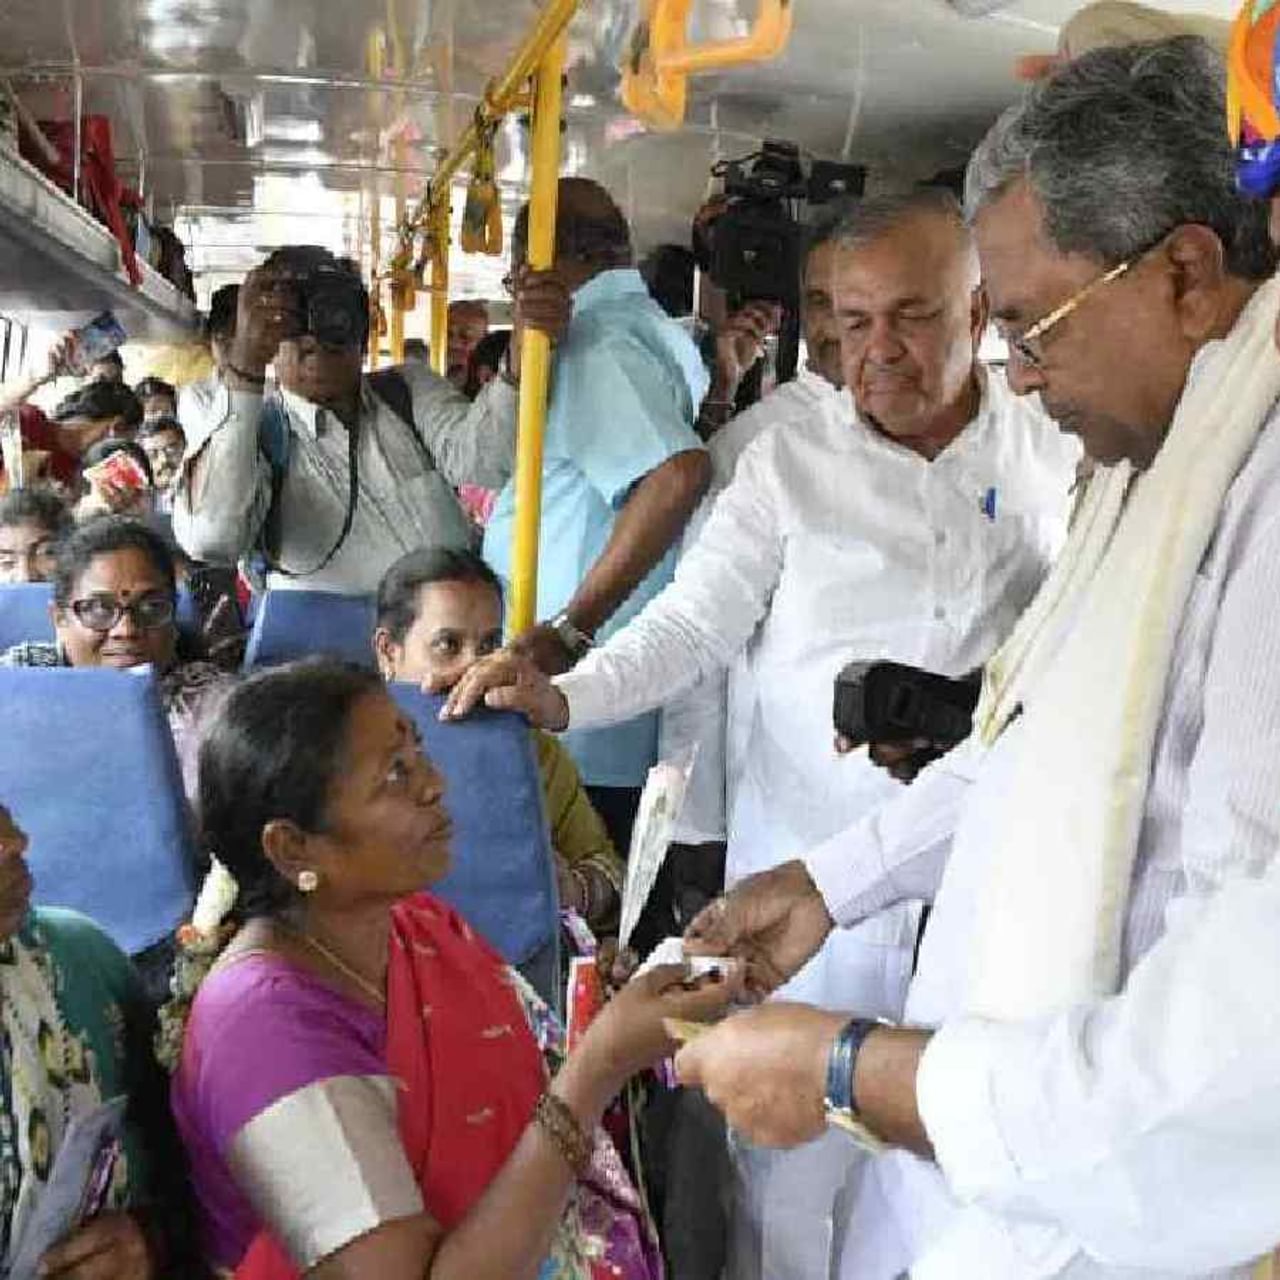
[0,802,195,1279]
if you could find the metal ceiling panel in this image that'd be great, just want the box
[0,0,1249,296]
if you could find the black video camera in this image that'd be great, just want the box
[833,661,981,748]
[700,141,865,312]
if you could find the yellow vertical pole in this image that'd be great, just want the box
[367,27,386,370]
[507,33,565,636]
[388,0,407,366]
[368,191,383,370]
[390,138,407,365]
[429,197,450,377]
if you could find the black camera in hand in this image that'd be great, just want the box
[267,248,370,350]
[833,661,981,748]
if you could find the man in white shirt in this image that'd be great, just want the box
[659,213,849,850]
[676,35,1280,1279]
[173,247,568,594]
[444,188,1079,1277]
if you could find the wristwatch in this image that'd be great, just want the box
[550,612,594,662]
[824,1018,887,1153]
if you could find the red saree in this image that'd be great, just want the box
[234,893,546,1278]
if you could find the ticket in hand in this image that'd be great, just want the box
[84,449,148,494]
[634,935,733,982]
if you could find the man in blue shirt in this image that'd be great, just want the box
[484,178,711,848]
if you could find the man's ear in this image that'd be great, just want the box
[1163,225,1230,341]
[970,286,990,350]
[372,628,400,681]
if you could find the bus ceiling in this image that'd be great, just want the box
[0,0,1244,321]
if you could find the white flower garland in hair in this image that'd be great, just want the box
[190,858,239,937]
[155,859,240,1071]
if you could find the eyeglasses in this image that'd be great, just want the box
[1004,259,1136,371]
[69,592,175,633]
[0,542,56,573]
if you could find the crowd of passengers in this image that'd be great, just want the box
[11,3,1280,1277]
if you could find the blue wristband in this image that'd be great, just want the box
[825,1018,878,1117]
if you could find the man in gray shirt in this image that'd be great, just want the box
[174,246,568,593]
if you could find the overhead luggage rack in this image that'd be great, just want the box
[0,146,198,340]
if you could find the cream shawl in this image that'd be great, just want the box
[962,274,1280,1020]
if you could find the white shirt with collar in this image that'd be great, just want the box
[660,365,850,844]
[804,359,1280,1278]
[174,365,516,594]
[560,363,1080,1012]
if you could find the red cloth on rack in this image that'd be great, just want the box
[19,115,144,285]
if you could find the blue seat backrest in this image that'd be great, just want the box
[389,686,559,1000]
[175,586,199,632]
[0,583,54,649]
[0,666,196,955]
[242,590,376,670]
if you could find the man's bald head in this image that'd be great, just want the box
[512,177,633,287]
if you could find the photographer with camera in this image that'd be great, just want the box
[173,247,568,592]
[445,187,1079,1278]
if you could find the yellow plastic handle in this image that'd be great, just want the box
[621,0,793,130]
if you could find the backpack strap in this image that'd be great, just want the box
[368,368,437,472]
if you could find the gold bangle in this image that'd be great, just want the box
[534,1090,593,1178]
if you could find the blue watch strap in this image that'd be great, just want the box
[825,1018,878,1116]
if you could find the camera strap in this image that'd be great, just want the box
[257,369,434,579]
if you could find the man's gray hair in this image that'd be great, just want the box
[827,187,967,253]
[965,36,1277,279]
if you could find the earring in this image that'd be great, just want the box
[297,869,319,894]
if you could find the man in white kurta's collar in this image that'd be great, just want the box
[675,35,1280,1280]
[444,188,1079,1277]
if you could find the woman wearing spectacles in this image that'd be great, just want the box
[0,515,232,806]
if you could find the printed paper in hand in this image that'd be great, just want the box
[617,749,696,953]
[7,1095,127,1279]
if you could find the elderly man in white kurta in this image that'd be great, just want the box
[675,35,1280,1280]
[444,187,1079,1278]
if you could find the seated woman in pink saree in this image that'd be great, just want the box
[167,660,739,1280]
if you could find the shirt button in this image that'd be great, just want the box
[934,605,947,621]
[934,530,946,547]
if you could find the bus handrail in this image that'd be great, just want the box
[621,0,794,130]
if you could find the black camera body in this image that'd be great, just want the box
[833,660,981,747]
[705,141,865,311]
[280,264,370,350]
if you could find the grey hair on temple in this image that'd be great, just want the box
[965,35,1277,279]
[829,187,968,252]
[827,187,979,284]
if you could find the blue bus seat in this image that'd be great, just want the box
[243,589,376,670]
[0,666,197,956]
[175,585,199,631]
[389,684,561,1011]
[0,583,54,649]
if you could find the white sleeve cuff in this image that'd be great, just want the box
[917,1015,1044,1205]
[554,664,617,731]
[803,818,895,927]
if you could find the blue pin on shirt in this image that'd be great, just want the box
[981,487,998,521]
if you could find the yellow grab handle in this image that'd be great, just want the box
[621,0,793,130]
